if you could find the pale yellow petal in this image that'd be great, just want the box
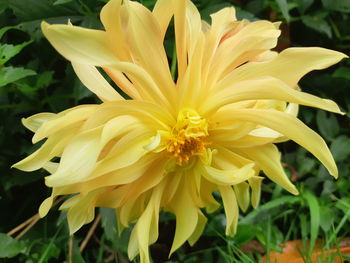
[152,0,174,39]
[42,22,171,107]
[207,21,280,87]
[218,185,239,236]
[174,0,202,81]
[188,210,207,246]
[237,144,298,195]
[233,182,250,212]
[42,22,114,65]
[22,113,57,132]
[12,124,80,171]
[248,176,264,208]
[45,126,103,187]
[201,163,255,186]
[91,130,154,178]
[65,188,105,234]
[100,0,131,61]
[178,32,206,109]
[42,161,59,173]
[80,101,174,132]
[71,62,123,102]
[33,106,97,143]
[228,109,338,178]
[169,177,198,255]
[202,77,343,116]
[210,7,236,27]
[126,1,175,103]
[128,183,165,262]
[218,47,348,89]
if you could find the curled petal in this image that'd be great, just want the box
[226,109,338,178]
[237,144,298,195]
[201,163,255,185]
[203,77,343,116]
[218,47,348,89]
[218,185,239,236]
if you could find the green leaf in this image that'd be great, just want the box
[235,7,258,21]
[276,0,291,22]
[0,66,36,87]
[100,208,118,243]
[330,135,350,162]
[303,191,320,257]
[0,26,19,39]
[71,239,86,263]
[319,205,334,232]
[0,0,8,14]
[241,196,299,224]
[322,0,350,13]
[316,110,339,140]
[53,0,73,5]
[8,0,75,21]
[301,15,332,38]
[296,0,314,14]
[296,148,316,176]
[0,233,26,258]
[0,41,32,65]
[233,224,257,245]
[332,67,350,80]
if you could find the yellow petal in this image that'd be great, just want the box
[203,76,343,116]
[66,189,103,234]
[178,32,206,109]
[75,155,159,195]
[228,109,338,178]
[210,7,236,27]
[42,22,114,64]
[91,130,153,178]
[71,62,123,102]
[207,21,280,86]
[248,176,264,209]
[126,1,175,103]
[152,0,174,39]
[218,185,239,236]
[45,126,103,187]
[100,0,131,61]
[80,101,174,132]
[100,115,139,147]
[201,163,255,186]
[39,193,55,217]
[218,47,348,89]
[174,0,202,81]
[22,113,57,132]
[12,124,80,171]
[33,105,97,143]
[128,182,165,262]
[169,177,198,255]
[188,210,207,246]
[199,178,221,213]
[103,67,141,99]
[42,161,59,173]
[237,144,298,195]
[42,22,171,107]
[233,182,250,212]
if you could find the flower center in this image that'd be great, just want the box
[166,109,209,165]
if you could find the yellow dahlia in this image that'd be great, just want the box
[13,0,346,262]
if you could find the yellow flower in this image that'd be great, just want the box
[13,0,347,262]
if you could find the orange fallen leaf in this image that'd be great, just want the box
[260,239,350,263]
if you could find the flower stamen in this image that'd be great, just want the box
[166,109,209,165]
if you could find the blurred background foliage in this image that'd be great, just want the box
[0,0,349,262]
